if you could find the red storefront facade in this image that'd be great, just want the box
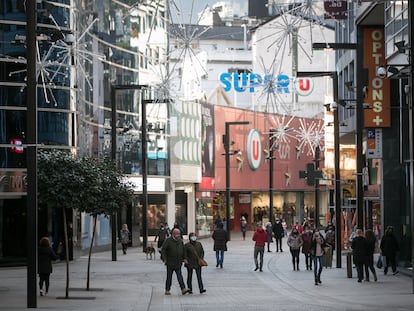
[196,105,329,236]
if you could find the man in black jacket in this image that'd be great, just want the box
[272,218,284,252]
[161,228,190,295]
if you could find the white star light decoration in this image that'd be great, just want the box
[264,115,324,160]
[295,118,324,159]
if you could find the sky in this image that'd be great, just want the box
[171,0,249,22]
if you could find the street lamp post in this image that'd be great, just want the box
[26,0,38,307]
[268,129,275,224]
[224,121,249,241]
[296,71,341,268]
[111,85,149,259]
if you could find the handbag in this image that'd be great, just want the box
[376,256,383,269]
[198,257,208,267]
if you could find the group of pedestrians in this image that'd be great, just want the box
[250,218,330,286]
[161,228,207,295]
[351,226,399,283]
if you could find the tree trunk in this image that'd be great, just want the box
[86,215,97,290]
[63,208,70,298]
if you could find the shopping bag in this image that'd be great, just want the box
[198,257,208,266]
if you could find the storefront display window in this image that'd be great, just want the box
[195,199,213,236]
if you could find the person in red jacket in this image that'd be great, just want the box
[252,226,268,272]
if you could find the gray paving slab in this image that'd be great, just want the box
[1,232,414,310]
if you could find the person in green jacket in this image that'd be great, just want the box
[161,228,190,295]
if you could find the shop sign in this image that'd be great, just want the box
[363,28,390,127]
[246,129,262,170]
[366,128,382,159]
[0,170,27,194]
[219,72,314,96]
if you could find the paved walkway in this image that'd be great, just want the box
[1,232,414,310]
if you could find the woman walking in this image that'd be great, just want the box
[380,226,400,275]
[212,222,227,268]
[38,237,57,296]
[119,224,130,255]
[351,229,367,283]
[240,216,247,240]
[301,224,313,270]
[364,229,378,282]
[311,229,325,285]
[265,222,273,252]
[287,228,303,271]
[184,232,206,294]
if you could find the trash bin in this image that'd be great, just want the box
[346,251,352,278]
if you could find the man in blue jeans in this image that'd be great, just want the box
[161,228,190,295]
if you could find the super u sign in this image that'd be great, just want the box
[219,72,314,96]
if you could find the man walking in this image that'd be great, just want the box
[272,218,284,252]
[252,226,267,272]
[161,228,190,295]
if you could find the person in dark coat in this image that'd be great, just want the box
[161,228,190,295]
[272,218,284,252]
[351,229,367,282]
[364,229,378,282]
[184,232,206,294]
[380,225,400,275]
[265,222,273,252]
[154,222,170,249]
[38,237,57,296]
[212,222,227,268]
[301,224,313,270]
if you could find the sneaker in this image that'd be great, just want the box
[181,288,190,295]
[200,289,206,294]
[165,290,171,295]
[393,270,399,275]
[40,290,44,296]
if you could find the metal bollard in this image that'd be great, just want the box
[347,252,352,278]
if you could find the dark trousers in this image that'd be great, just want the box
[254,246,264,268]
[290,249,300,268]
[186,266,204,292]
[166,265,186,291]
[275,238,282,251]
[304,253,312,269]
[384,255,397,274]
[313,255,323,279]
[355,262,364,281]
[38,273,50,292]
[364,255,377,280]
[122,243,128,254]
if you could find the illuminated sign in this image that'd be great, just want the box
[363,28,390,127]
[246,129,262,170]
[10,138,24,154]
[219,72,314,96]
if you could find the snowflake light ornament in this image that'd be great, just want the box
[295,118,324,159]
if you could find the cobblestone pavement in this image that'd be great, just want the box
[1,232,414,310]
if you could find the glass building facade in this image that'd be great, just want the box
[0,0,171,263]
